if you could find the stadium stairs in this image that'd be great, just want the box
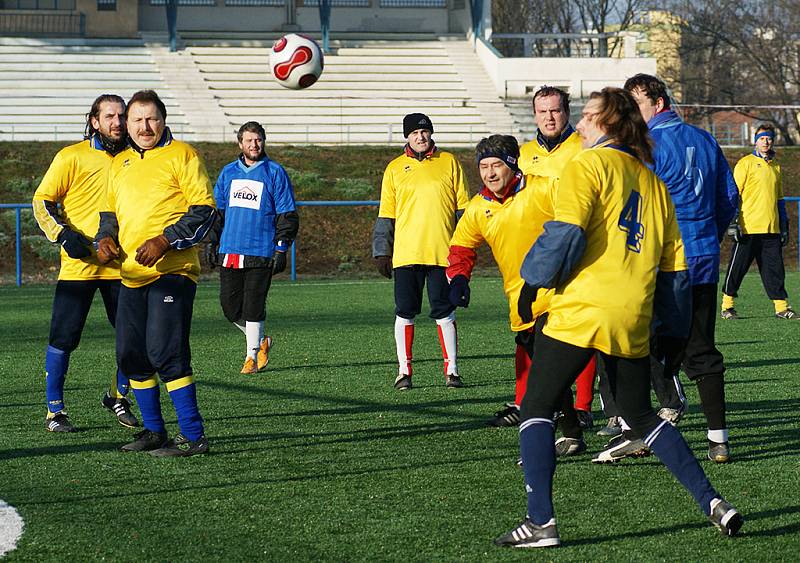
[0,33,516,146]
[0,37,191,142]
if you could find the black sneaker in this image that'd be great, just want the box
[709,498,743,537]
[775,308,798,319]
[121,429,168,452]
[494,518,561,548]
[576,409,594,429]
[394,374,412,391]
[445,374,464,388]
[149,433,209,457]
[102,393,140,428]
[487,403,520,427]
[720,308,739,320]
[555,436,586,457]
[45,412,76,433]
[592,432,651,463]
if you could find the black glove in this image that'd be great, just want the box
[205,242,219,269]
[448,275,470,308]
[781,222,789,247]
[517,282,540,324]
[375,256,392,279]
[57,227,92,259]
[272,251,287,274]
[726,223,742,244]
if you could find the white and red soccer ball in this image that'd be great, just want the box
[270,34,324,90]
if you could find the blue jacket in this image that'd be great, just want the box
[214,156,296,258]
[648,110,738,285]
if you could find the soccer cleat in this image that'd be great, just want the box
[121,429,168,452]
[45,412,76,433]
[720,308,739,320]
[576,409,594,429]
[150,432,208,457]
[149,433,209,457]
[445,373,464,388]
[709,498,743,537]
[102,393,139,428]
[592,433,651,463]
[394,374,412,391]
[775,308,798,319]
[257,336,273,371]
[487,403,520,427]
[597,415,622,437]
[240,356,258,374]
[555,436,586,457]
[708,440,730,463]
[494,518,561,548]
[657,406,685,425]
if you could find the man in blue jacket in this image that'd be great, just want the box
[595,74,738,464]
[209,121,299,374]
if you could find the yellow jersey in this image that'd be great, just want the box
[107,136,215,288]
[33,137,121,281]
[378,148,470,268]
[734,153,783,235]
[543,143,686,359]
[519,129,582,179]
[449,175,556,331]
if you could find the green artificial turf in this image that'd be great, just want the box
[1,274,799,561]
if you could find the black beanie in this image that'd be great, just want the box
[403,113,433,137]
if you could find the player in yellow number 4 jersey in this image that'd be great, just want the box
[495,88,742,548]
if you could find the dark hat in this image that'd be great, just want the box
[403,113,433,137]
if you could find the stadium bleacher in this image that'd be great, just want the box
[0,35,517,145]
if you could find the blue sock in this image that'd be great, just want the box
[519,419,556,525]
[115,369,130,398]
[130,377,166,433]
[45,345,69,413]
[166,376,204,441]
[647,421,719,516]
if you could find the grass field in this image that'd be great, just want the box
[1,274,799,561]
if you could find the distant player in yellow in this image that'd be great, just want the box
[445,135,591,455]
[519,86,582,180]
[496,88,742,548]
[33,93,138,433]
[373,113,470,390]
[722,123,795,319]
[519,86,595,426]
[96,90,216,457]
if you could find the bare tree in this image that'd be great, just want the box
[665,0,800,143]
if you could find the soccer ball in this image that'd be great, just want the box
[270,34,324,90]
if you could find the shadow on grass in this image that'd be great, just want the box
[726,357,800,369]
[565,504,800,545]
[262,352,512,374]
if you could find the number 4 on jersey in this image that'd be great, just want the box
[618,190,644,253]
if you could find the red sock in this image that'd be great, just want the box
[514,343,532,406]
[574,355,596,412]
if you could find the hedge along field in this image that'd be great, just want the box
[1,142,799,282]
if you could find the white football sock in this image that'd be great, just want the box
[394,316,414,376]
[435,313,458,375]
[233,321,246,334]
[245,321,263,359]
[708,429,729,443]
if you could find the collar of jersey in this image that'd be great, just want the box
[237,153,268,172]
[128,128,173,158]
[648,109,682,131]
[592,136,638,159]
[479,171,524,203]
[537,124,574,151]
[752,148,775,162]
[404,142,437,160]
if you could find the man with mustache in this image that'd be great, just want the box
[95,90,216,457]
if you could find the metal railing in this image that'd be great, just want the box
[4,198,799,287]
[491,32,641,59]
[1,200,380,286]
[0,10,84,36]
[0,0,76,9]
